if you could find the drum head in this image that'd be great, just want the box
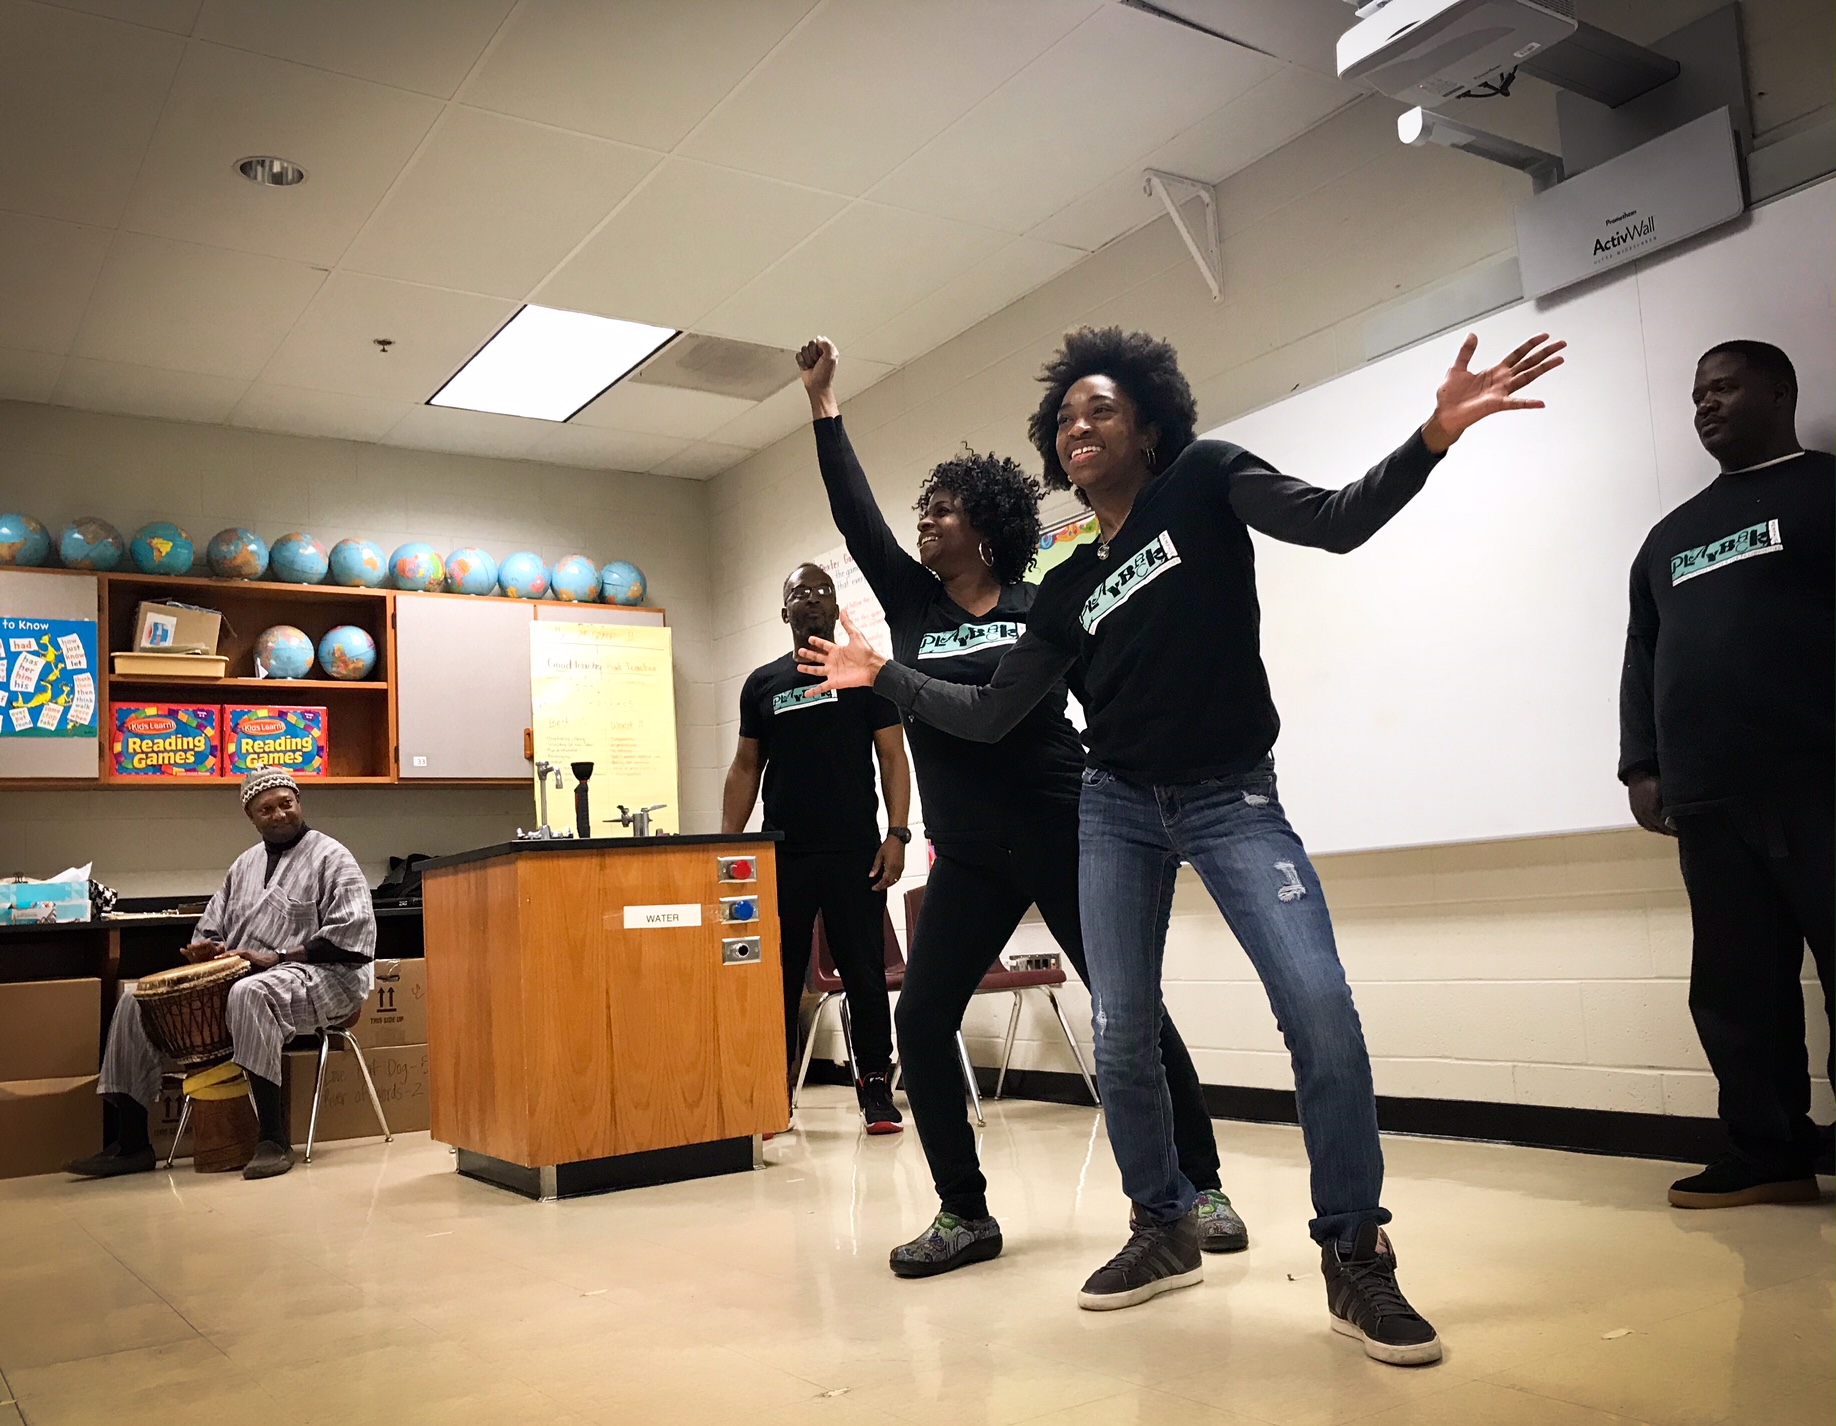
[135,957,249,999]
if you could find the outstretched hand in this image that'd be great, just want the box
[1422,332,1566,452]
[797,336,840,419]
[795,608,885,692]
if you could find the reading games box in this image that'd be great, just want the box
[224,706,327,777]
[111,704,220,777]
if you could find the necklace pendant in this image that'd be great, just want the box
[1096,542,1110,561]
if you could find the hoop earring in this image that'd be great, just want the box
[978,540,995,568]
[1144,444,1157,471]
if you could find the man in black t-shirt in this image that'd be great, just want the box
[1620,340,1833,1208]
[724,562,912,1133]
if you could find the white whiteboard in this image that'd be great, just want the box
[1211,179,1833,854]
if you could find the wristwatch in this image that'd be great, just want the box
[885,826,912,845]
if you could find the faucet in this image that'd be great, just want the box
[613,803,668,838]
[517,761,572,840]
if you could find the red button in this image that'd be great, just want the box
[730,858,754,880]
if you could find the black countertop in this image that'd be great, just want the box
[418,831,783,874]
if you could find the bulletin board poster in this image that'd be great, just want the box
[1029,512,1099,579]
[0,616,99,738]
[530,623,679,836]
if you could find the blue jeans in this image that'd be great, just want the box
[1078,760,1389,1247]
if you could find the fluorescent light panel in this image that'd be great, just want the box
[429,305,677,422]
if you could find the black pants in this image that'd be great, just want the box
[778,847,893,1078]
[898,818,1221,1220]
[1676,791,1833,1171]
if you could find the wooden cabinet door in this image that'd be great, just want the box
[395,596,533,779]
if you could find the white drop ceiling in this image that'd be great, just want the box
[0,0,1358,479]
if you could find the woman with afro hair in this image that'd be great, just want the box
[796,336,1248,1280]
[800,323,1563,1363]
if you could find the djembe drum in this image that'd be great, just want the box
[134,959,262,1173]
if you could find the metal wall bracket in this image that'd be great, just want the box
[1144,169,1223,301]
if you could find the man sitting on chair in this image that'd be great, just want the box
[68,767,377,1182]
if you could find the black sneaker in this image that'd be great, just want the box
[1077,1208,1203,1311]
[1669,1151,1819,1208]
[1195,1187,1249,1253]
[65,1145,156,1179]
[858,1072,903,1135]
[889,1211,1003,1278]
[1322,1222,1442,1365]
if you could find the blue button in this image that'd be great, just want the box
[728,898,757,921]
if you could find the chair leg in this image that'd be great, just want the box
[305,1034,332,1164]
[337,1030,393,1145]
[955,1031,984,1127]
[165,1095,192,1170]
[1046,988,1100,1107]
[792,993,836,1109]
[994,992,1023,1100]
[838,999,862,1086]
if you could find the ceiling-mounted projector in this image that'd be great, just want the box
[1337,0,1577,108]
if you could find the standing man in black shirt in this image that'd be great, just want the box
[1619,339,1833,1209]
[724,563,912,1134]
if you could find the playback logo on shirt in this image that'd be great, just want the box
[771,685,837,714]
[916,621,1022,659]
[1670,519,1782,585]
[1080,532,1181,633]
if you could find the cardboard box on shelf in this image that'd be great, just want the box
[111,704,221,777]
[284,1043,428,1144]
[133,601,223,655]
[357,959,427,1048]
[224,706,328,777]
[0,1076,101,1179]
[0,978,100,1080]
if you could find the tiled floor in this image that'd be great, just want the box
[0,1090,1828,1425]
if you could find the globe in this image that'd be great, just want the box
[253,624,314,680]
[130,521,195,576]
[390,542,445,591]
[58,517,124,571]
[444,547,498,596]
[206,527,269,581]
[498,551,550,600]
[0,514,51,567]
[328,538,387,588]
[318,625,377,681]
[270,532,328,585]
[550,554,601,603]
[599,559,647,606]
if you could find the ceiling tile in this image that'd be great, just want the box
[851,237,1084,367]
[0,2,186,227]
[679,0,1099,196]
[0,348,64,404]
[464,0,817,151]
[526,424,688,472]
[383,405,550,461]
[704,355,891,450]
[651,441,754,481]
[259,272,514,402]
[73,233,327,379]
[230,383,412,443]
[343,109,660,299]
[121,41,442,266]
[868,4,1280,235]
[55,356,248,423]
[195,0,514,98]
[0,213,113,355]
[701,202,1008,350]
[536,160,847,330]
[572,383,757,440]
[33,0,199,31]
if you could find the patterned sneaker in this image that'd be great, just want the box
[1077,1208,1203,1311]
[1322,1222,1442,1365]
[858,1072,903,1135]
[889,1211,1003,1278]
[1195,1188,1249,1253]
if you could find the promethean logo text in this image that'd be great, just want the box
[1594,212,1656,258]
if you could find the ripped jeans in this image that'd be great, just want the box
[1079,759,1388,1247]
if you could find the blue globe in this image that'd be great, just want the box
[318,625,377,681]
[130,521,194,575]
[390,542,445,591]
[59,518,123,571]
[328,538,387,588]
[599,559,647,606]
[206,527,269,580]
[499,551,550,600]
[270,532,328,585]
[550,554,601,603]
[0,513,50,567]
[444,547,498,596]
[254,625,314,680]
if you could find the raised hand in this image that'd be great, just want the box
[797,336,840,419]
[1422,332,1566,451]
[796,607,884,692]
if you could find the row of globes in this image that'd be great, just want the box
[0,513,647,606]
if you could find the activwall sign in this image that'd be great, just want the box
[1515,108,1744,299]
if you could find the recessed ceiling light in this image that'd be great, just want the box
[237,155,306,187]
[428,305,678,422]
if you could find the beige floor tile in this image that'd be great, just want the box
[1353,1380,1653,1424]
[1001,1387,1271,1425]
[0,1246,201,1372]
[0,1401,20,1426]
[8,1338,309,1426]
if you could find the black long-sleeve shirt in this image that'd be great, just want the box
[1618,449,1833,814]
[874,430,1443,785]
[813,417,1083,841]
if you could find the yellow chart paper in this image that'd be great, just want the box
[530,622,679,836]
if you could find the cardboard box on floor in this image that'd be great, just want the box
[0,1076,100,1179]
[0,978,100,1080]
[357,959,426,1048]
[284,1043,428,1143]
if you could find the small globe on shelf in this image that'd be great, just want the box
[599,559,647,606]
[390,542,445,591]
[58,517,124,571]
[445,547,498,596]
[206,527,270,581]
[270,532,329,585]
[550,554,601,603]
[328,538,387,588]
[498,551,550,600]
[0,513,52,567]
[253,624,315,680]
[318,625,377,681]
[130,521,194,576]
